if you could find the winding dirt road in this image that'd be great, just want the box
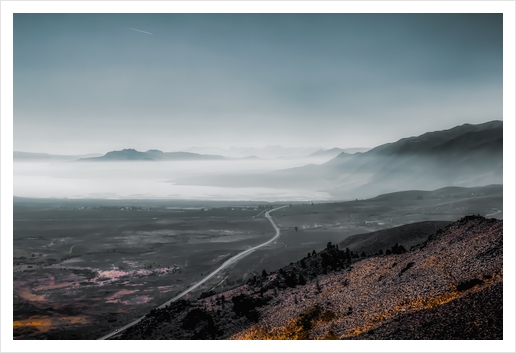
[98,205,287,340]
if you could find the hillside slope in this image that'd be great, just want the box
[117,215,502,340]
[338,221,453,256]
[173,121,503,199]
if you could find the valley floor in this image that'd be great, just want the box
[12,185,503,340]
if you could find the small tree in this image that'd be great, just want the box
[316,280,322,293]
[391,244,407,255]
[345,248,351,262]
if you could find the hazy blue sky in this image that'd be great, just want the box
[14,13,502,154]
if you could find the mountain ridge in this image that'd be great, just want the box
[78,149,227,162]
[171,120,503,199]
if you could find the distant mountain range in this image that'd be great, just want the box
[184,146,369,159]
[78,149,227,162]
[186,145,339,159]
[15,146,368,162]
[174,120,503,199]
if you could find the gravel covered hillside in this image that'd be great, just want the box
[118,215,502,340]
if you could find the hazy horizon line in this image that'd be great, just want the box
[13,146,371,156]
[13,119,501,156]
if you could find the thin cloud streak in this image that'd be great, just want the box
[13,14,502,155]
[128,27,153,35]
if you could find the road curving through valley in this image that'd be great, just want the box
[98,205,287,340]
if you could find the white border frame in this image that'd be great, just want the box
[2,2,515,352]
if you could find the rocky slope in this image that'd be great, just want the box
[118,215,502,340]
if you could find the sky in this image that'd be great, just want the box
[14,13,503,155]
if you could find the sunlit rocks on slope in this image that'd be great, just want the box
[118,215,502,340]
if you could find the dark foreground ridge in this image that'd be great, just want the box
[117,215,502,340]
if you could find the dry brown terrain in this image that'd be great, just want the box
[119,215,502,340]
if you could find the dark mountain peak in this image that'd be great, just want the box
[368,120,502,156]
[101,149,154,161]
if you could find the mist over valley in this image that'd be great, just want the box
[9,11,508,344]
[14,121,502,202]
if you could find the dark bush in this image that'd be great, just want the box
[198,290,216,299]
[181,308,217,339]
[316,280,322,293]
[391,244,407,255]
[299,305,322,331]
[182,309,212,329]
[320,310,336,322]
[232,294,268,322]
[457,278,484,292]
[399,262,415,276]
